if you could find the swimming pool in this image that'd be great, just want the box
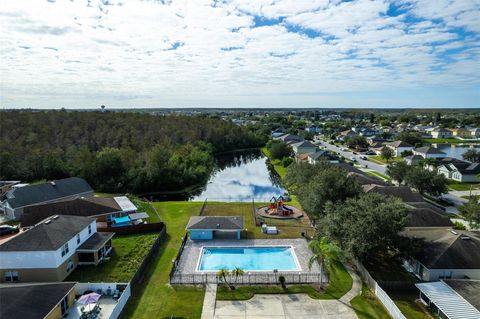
[197,246,300,271]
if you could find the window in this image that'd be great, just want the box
[88,224,92,234]
[4,271,18,282]
[76,234,81,244]
[61,243,69,257]
[67,260,74,273]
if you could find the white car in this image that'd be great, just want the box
[359,156,367,160]
[350,157,357,162]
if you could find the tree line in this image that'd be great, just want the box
[0,110,267,193]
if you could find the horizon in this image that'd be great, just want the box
[1,0,479,109]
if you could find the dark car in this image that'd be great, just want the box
[0,225,19,236]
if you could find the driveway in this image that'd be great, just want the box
[318,140,387,174]
[214,294,358,319]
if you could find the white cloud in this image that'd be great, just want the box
[0,0,478,108]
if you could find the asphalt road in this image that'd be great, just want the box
[316,140,387,174]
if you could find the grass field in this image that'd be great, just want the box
[122,201,205,319]
[202,202,313,239]
[369,155,403,165]
[391,292,433,319]
[67,233,158,283]
[351,285,392,319]
[447,180,480,191]
[366,171,392,181]
[262,147,287,178]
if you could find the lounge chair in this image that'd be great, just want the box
[113,289,120,299]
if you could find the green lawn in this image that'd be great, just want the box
[391,292,433,319]
[203,202,312,239]
[369,156,403,165]
[129,196,161,222]
[67,233,158,282]
[365,171,392,181]
[351,285,392,319]
[122,201,205,319]
[262,147,287,178]
[423,138,480,144]
[447,181,480,191]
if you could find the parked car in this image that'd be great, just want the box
[350,157,357,162]
[0,225,19,236]
[439,197,455,206]
[360,156,368,160]
[365,150,376,155]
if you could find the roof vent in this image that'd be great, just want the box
[44,220,51,224]
[461,235,470,240]
[450,230,458,235]
[216,223,220,228]
[53,215,59,220]
[50,181,56,186]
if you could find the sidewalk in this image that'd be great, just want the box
[340,263,362,304]
[201,283,217,319]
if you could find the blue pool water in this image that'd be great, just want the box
[198,246,299,271]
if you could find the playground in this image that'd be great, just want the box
[256,196,304,220]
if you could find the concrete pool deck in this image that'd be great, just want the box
[175,238,321,276]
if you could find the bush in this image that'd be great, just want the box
[278,275,286,288]
[453,221,466,230]
[281,157,294,167]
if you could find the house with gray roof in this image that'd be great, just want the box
[0,177,94,220]
[438,161,480,182]
[386,140,414,156]
[0,215,114,282]
[307,150,340,165]
[186,216,244,240]
[291,140,317,155]
[402,228,480,281]
[413,146,447,159]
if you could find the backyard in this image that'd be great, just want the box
[122,201,206,319]
[67,232,159,283]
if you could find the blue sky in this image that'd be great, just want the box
[0,0,479,108]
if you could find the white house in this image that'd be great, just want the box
[291,140,317,155]
[402,228,480,282]
[413,146,447,159]
[386,140,414,156]
[468,128,480,138]
[0,215,114,282]
[431,128,453,139]
[438,162,480,182]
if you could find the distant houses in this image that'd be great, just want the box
[431,128,453,139]
[0,177,94,220]
[0,215,114,282]
[413,146,446,159]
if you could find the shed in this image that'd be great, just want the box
[186,216,244,240]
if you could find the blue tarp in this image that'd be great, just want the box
[112,216,130,227]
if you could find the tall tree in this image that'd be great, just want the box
[386,161,409,185]
[380,147,395,162]
[459,198,480,229]
[324,193,407,260]
[462,149,480,163]
[404,166,448,197]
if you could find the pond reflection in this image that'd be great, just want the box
[191,150,286,202]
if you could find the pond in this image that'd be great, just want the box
[190,150,286,202]
[435,144,480,160]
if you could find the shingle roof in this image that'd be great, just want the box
[363,185,425,203]
[444,280,480,311]
[388,140,413,148]
[402,228,480,269]
[186,216,244,230]
[347,172,389,186]
[0,215,95,251]
[414,146,447,155]
[5,177,93,209]
[406,208,453,227]
[292,140,316,148]
[78,232,114,251]
[21,196,121,227]
[0,282,76,319]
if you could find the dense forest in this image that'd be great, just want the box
[0,110,267,193]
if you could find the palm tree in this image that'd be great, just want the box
[308,237,337,289]
[216,268,230,287]
[232,267,244,284]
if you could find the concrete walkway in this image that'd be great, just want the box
[214,294,358,319]
[201,283,217,319]
[340,263,362,304]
